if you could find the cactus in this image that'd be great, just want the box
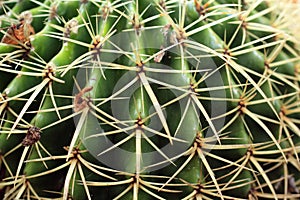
[0,0,299,199]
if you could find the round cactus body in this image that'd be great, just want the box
[0,0,299,199]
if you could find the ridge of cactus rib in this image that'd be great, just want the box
[0,0,299,199]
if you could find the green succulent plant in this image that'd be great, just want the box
[0,0,299,199]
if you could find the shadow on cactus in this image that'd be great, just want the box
[0,0,299,199]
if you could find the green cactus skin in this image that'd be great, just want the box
[0,0,82,183]
[0,0,300,199]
